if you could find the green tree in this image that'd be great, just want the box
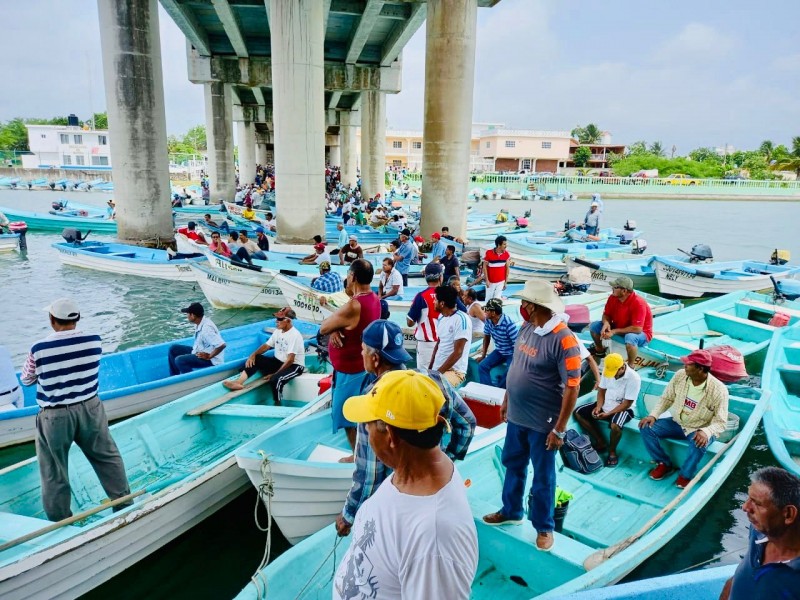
[0,119,30,151]
[772,136,800,176]
[570,123,603,144]
[573,146,592,167]
[688,147,723,163]
[759,140,774,164]
[183,125,207,152]
[649,141,665,157]
[90,112,108,129]
[628,141,648,155]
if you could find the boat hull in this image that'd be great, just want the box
[190,263,286,309]
[0,234,19,252]
[53,242,204,281]
[0,208,118,233]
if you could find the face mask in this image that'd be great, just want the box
[519,304,531,322]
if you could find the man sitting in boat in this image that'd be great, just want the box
[254,226,270,252]
[203,213,221,228]
[222,308,305,403]
[168,302,227,375]
[0,344,23,410]
[241,204,257,221]
[722,466,800,599]
[588,276,653,367]
[208,231,232,258]
[236,230,267,261]
[176,221,207,245]
[638,349,729,488]
[299,242,331,266]
[311,261,344,293]
[573,353,640,467]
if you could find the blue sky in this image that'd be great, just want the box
[1,0,797,152]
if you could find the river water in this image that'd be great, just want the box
[0,189,796,598]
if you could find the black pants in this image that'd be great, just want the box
[401,273,408,287]
[244,355,304,403]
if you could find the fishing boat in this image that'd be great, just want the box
[236,371,766,599]
[0,207,118,234]
[49,199,107,219]
[235,412,507,546]
[602,290,800,375]
[52,240,206,281]
[0,234,20,253]
[508,253,569,281]
[172,204,222,215]
[762,323,800,476]
[553,564,736,599]
[652,256,800,298]
[190,262,288,309]
[0,318,318,449]
[0,366,329,599]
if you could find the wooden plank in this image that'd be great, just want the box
[739,298,800,319]
[185,378,270,416]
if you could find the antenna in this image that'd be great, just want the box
[86,51,94,129]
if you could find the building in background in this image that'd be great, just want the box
[23,118,111,171]
[478,128,573,173]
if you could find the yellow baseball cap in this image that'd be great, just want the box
[343,370,445,431]
[602,353,625,378]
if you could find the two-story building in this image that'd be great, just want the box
[478,128,573,173]
[22,124,112,170]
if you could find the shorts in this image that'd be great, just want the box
[589,321,649,348]
[442,370,466,388]
[331,370,370,433]
[574,402,634,428]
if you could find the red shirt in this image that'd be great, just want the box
[603,292,653,341]
[484,248,510,283]
[328,293,381,373]
[177,227,204,242]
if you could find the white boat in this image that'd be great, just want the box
[0,234,20,253]
[508,252,568,281]
[190,263,287,309]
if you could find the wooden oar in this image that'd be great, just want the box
[185,378,270,416]
[653,330,723,337]
[582,432,740,571]
[0,475,185,553]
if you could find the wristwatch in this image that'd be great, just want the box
[552,429,566,440]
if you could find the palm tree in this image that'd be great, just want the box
[771,136,800,176]
[759,140,774,164]
[649,141,665,157]
[582,123,603,144]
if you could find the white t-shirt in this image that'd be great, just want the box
[267,327,306,367]
[433,311,472,374]
[598,365,641,413]
[333,467,478,600]
[315,251,332,265]
[380,269,404,296]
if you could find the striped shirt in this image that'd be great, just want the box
[21,330,102,407]
[483,313,519,356]
[483,248,510,283]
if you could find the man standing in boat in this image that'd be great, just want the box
[639,349,728,488]
[20,298,131,521]
[583,200,601,236]
[475,235,510,301]
[588,275,653,367]
[167,303,227,375]
[482,281,581,552]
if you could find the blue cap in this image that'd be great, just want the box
[255,226,266,234]
[362,320,411,365]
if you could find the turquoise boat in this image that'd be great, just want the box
[0,206,118,234]
[762,323,800,476]
[0,318,320,449]
[236,371,765,599]
[0,366,329,598]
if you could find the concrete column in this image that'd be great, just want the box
[361,91,386,201]
[328,140,341,167]
[97,0,173,245]
[237,120,256,184]
[340,110,358,187]
[419,0,478,240]
[255,141,268,166]
[204,82,236,203]
[269,0,325,243]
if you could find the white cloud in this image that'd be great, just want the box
[653,23,736,64]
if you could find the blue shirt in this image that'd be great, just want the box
[337,228,348,248]
[311,271,344,293]
[430,240,447,260]
[394,241,414,274]
[341,369,476,524]
[730,526,800,599]
[484,313,519,356]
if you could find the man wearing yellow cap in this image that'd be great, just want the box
[333,370,478,599]
[572,353,640,467]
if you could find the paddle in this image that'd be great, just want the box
[0,474,185,553]
[185,378,270,416]
[582,432,740,571]
[652,330,723,337]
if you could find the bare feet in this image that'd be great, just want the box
[223,380,244,391]
[338,455,355,464]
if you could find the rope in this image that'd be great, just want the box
[293,536,343,600]
[191,270,281,329]
[674,545,747,574]
[249,451,276,599]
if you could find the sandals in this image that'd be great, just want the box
[605,455,619,467]
[588,346,606,358]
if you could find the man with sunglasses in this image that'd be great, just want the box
[222,308,304,403]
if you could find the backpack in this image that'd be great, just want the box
[560,429,603,474]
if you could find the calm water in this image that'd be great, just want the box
[0,189,796,598]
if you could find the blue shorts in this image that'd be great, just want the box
[331,370,369,433]
[589,321,648,348]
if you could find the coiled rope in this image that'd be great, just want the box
[250,451,276,598]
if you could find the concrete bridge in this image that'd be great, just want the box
[97,0,500,243]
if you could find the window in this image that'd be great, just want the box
[412,141,422,149]
[60,134,69,144]
[505,141,516,148]
[541,141,552,149]
[485,142,490,148]
[392,160,402,167]
[91,156,109,166]
[98,135,107,145]
[522,159,532,170]
[75,155,85,166]
[41,134,46,139]
[73,134,83,144]
[63,155,72,165]
[392,141,403,149]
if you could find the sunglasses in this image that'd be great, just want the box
[275,316,291,322]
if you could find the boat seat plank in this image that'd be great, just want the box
[739,298,800,319]
[107,252,138,258]
[704,311,775,343]
[137,425,166,465]
[650,335,696,352]
[205,403,296,419]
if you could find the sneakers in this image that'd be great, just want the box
[536,531,554,552]
[676,475,691,489]
[482,512,523,526]
[588,346,606,358]
[649,462,674,481]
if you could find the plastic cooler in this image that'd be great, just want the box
[460,382,505,428]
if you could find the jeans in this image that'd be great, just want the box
[589,320,648,347]
[500,421,556,533]
[168,344,213,375]
[478,350,513,388]
[640,418,715,479]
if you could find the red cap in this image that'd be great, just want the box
[680,349,712,367]
[314,243,326,251]
[414,235,425,243]
[432,232,441,240]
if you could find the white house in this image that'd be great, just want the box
[23,124,112,170]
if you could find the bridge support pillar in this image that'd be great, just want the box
[361,91,386,201]
[255,141,268,167]
[340,110,359,188]
[328,140,341,168]
[237,120,256,185]
[269,0,325,243]
[97,0,173,245]
[204,82,236,204]
[420,0,478,239]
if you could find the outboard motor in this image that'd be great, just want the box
[623,219,636,231]
[62,228,89,244]
[52,201,66,211]
[688,244,713,263]
[630,238,648,255]
[770,249,790,265]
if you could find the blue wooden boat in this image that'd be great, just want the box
[49,199,107,219]
[0,365,330,598]
[0,207,118,233]
[173,204,223,215]
[53,240,207,281]
[762,323,800,476]
[565,255,681,295]
[556,564,736,599]
[0,318,320,449]
[236,371,765,598]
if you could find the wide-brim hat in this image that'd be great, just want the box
[510,280,564,313]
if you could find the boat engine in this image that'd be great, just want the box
[555,267,592,296]
[770,249,790,265]
[623,219,636,231]
[51,201,67,211]
[688,244,713,263]
[630,238,648,255]
[62,228,89,244]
